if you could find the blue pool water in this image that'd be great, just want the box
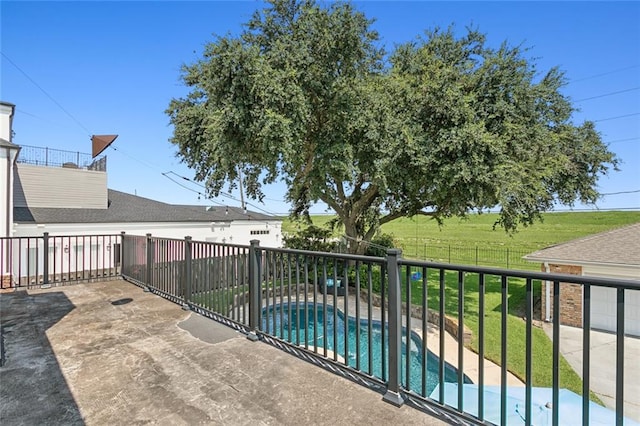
[261,302,469,395]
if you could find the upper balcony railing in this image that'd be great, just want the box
[16,144,107,172]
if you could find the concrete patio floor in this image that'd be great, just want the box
[0,280,448,425]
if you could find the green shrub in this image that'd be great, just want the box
[364,233,396,257]
[283,224,337,252]
[348,264,384,294]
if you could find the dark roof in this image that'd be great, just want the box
[14,189,279,224]
[524,223,640,266]
[176,204,277,222]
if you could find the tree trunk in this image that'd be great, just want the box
[343,220,368,255]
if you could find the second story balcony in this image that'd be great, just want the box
[16,144,107,172]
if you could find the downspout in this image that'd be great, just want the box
[544,262,551,322]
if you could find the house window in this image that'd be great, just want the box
[250,230,270,235]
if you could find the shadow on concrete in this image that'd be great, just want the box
[0,291,84,425]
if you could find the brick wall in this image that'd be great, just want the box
[1,275,12,289]
[540,264,583,328]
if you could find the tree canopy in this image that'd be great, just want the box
[167,0,618,254]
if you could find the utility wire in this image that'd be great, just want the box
[607,137,639,144]
[109,144,166,172]
[106,145,266,212]
[164,171,280,216]
[575,87,640,102]
[600,189,640,196]
[1,52,92,136]
[571,65,640,83]
[161,173,227,206]
[594,112,640,123]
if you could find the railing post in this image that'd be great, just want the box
[182,236,192,310]
[43,232,49,285]
[145,233,153,292]
[383,248,405,406]
[120,231,125,277]
[247,239,261,341]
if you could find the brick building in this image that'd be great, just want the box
[524,223,640,336]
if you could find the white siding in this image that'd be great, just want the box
[13,164,107,209]
[13,220,283,248]
[1,147,17,238]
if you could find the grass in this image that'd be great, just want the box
[400,269,586,395]
[283,211,640,268]
[283,210,640,251]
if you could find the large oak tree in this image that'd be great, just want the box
[167,0,618,254]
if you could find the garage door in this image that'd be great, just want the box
[591,285,640,337]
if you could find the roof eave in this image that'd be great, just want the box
[523,256,640,269]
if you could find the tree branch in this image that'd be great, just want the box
[318,190,344,217]
[351,184,379,216]
[379,209,435,226]
[334,175,346,203]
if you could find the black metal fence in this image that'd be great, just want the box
[399,241,533,269]
[119,234,639,426]
[0,233,122,289]
[16,144,107,171]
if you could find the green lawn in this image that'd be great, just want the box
[399,268,586,396]
[283,211,640,268]
[283,211,640,251]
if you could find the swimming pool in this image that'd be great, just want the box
[261,302,469,395]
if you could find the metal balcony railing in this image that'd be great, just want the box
[16,145,107,171]
[4,233,637,425]
[1,233,122,288]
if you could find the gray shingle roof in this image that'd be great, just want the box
[524,222,640,266]
[13,189,279,224]
[176,204,277,222]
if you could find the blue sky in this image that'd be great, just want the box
[2,1,639,216]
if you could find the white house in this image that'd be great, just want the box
[524,223,640,337]
[1,100,282,246]
[1,102,20,239]
[1,100,282,287]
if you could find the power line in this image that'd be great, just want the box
[109,144,166,172]
[607,137,639,144]
[160,172,227,206]
[600,189,640,196]
[574,87,640,102]
[594,112,640,123]
[571,65,640,83]
[1,52,92,135]
[164,171,280,216]
[107,145,271,212]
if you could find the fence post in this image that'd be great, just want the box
[506,248,510,269]
[43,232,49,285]
[383,248,405,406]
[476,245,479,265]
[247,239,261,341]
[182,236,192,310]
[119,231,125,277]
[144,233,153,292]
[448,244,451,263]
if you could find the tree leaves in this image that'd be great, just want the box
[167,0,618,253]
